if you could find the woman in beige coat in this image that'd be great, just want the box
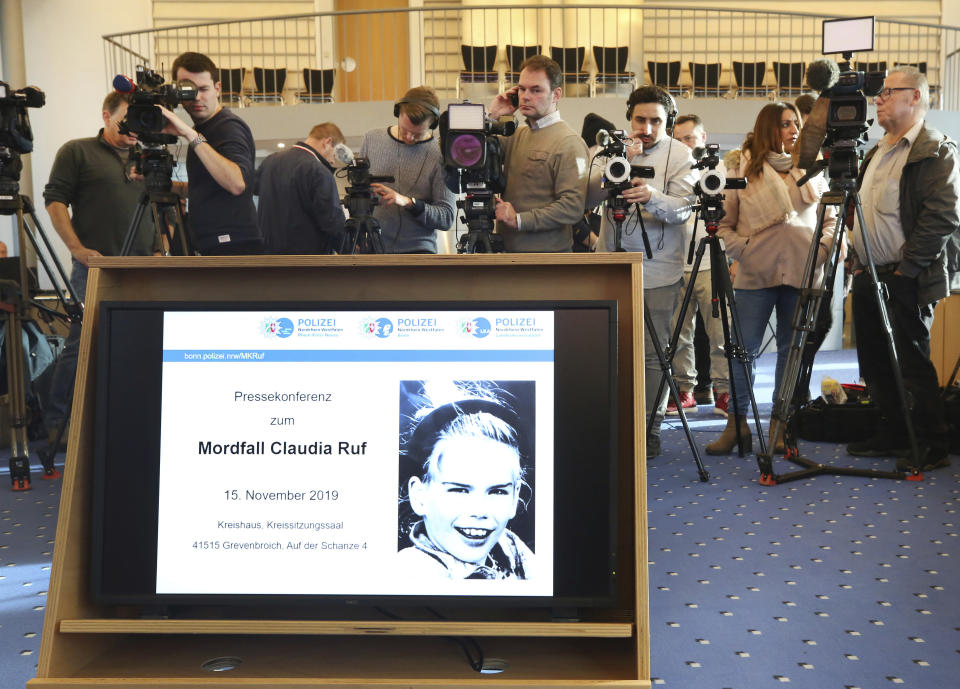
[707,102,836,454]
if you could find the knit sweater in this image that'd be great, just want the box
[498,119,589,252]
[359,128,455,253]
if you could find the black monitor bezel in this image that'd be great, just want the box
[90,299,621,613]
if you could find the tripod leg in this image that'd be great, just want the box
[121,193,149,256]
[645,304,709,481]
[763,200,841,473]
[709,237,768,456]
[652,239,709,421]
[3,300,31,491]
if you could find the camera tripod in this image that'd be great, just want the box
[340,187,385,254]
[2,195,83,491]
[651,204,770,477]
[456,192,504,253]
[607,198,709,482]
[120,141,193,256]
[757,160,920,485]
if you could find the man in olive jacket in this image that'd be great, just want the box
[848,66,960,472]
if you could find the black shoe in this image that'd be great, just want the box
[647,434,661,459]
[847,435,909,458]
[693,387,715,406]
[896,447,951,473]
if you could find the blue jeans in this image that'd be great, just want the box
[730,286,799,416]
[46,260,87,428]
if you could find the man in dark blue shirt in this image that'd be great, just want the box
[160,51,262,255]
[255,122,346,253]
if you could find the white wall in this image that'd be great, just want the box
[11,0,152,283]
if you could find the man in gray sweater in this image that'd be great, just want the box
[487,55,589,252]
[359,86,455,253]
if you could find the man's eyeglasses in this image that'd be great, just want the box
[876,87,916,100]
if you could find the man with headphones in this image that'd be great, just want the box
[358,86,455,253]
[592,85,698,458]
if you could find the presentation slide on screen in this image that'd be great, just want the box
[155,310,554,597]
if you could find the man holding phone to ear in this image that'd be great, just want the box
[486,55,589,252]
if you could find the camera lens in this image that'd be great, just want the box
[604,157,630,184]
[449,133,484,168]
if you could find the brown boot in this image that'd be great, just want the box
[769,425,786,455]
[705,414,752,455]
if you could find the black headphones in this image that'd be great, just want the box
[394,97,441,130]
[626,86,677,131]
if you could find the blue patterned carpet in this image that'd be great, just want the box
[650,350,960,688]
[1,350,958,688]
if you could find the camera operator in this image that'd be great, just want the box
[159,51,262,255]
[357,86,454,253]
[486,55,589,252]
[255,123,346,254]
[665,114,731,418]
[848,66,959,472]
[592,85,697,457]
[42,90,157,442]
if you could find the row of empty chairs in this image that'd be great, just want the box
[219,67,336,106]
[459,45,637,97]
[461,46,932,99]
[649,60,928,98]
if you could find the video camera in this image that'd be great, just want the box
[438,102,516,252]
[114,66,197,140]
[331,143,395,231]
[595,128,654,196]
[691,143,746,229]
[796,17,885,181]
[0,82,45,211]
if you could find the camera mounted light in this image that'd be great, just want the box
[699,169,727,197]
[604,157,631,185]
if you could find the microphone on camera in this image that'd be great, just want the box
[113,74,136,93]
[334,143,355,165]
[806,59,841,92]
[595,129,613,149]
[691,146,706,161]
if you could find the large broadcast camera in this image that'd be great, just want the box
[0,81,45,213]
[114,66,197,137]
[112,66,197,194]
[439,102,515,253]
[796,16,885,182]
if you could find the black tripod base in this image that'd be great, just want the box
[757,451,910,485]
[9,455,31,491]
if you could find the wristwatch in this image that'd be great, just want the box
[189,134,207,151]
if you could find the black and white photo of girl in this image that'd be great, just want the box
[397,380,535,580]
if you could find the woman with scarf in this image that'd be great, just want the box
[707,102,836,455]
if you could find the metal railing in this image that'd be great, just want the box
[103,5,960,109]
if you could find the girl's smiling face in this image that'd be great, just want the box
[408,435,521,564]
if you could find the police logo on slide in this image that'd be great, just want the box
[261,317,295,338]
[360,317,394,338]
[459,317,491,338]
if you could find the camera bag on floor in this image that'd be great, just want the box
[795,384,881,443]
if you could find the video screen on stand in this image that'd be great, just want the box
[92,302,618,610]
